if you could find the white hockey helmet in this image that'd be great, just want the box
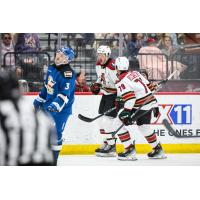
[115,57,129,71]
[97,45,111,57]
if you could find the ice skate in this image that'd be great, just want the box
[148,143,167,159]
[117,142,137,161]
[95,142,107,153]
[95,142,116,157]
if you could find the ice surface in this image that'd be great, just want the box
[58,154,200,166]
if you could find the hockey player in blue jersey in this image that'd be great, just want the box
[33,46,76,165]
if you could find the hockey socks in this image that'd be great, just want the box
[138,125,159,148]
[138,125,166,159]
[117,131,132,149]
[145,133,159,148]
[100,129,115,145]
[117,131,137,161]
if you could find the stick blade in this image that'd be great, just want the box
[163,119,200,138]
[78,114,94,122]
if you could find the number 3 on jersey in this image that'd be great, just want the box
[65,83,70,90]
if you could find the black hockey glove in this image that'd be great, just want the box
[115,96,124,112]
[90,82,101,95]
[119,109,132,126]
[153,107,160,118]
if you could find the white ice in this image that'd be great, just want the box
[58,154,200,166]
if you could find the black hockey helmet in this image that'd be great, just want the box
[0,71,20,101]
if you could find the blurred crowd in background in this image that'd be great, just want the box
[0,33,200,93]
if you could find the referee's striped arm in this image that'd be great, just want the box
[0,99,54,166]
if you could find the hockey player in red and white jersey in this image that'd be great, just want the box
[90,45,118,157]
[114,57,166,160]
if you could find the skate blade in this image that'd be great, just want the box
[117,156,138,161]
[148,154,167,159]
[95,153,116,157]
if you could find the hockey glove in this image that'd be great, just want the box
[90,82,101,95]
[33,96,45,111]
[115,96,124,112]
[119,109,132,126]
[153,107,160,118]
[48,102,60,113]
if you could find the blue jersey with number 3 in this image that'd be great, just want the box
[39,64,76,114]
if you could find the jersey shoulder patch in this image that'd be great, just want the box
[64,71,73,78]
[59,65,74,79]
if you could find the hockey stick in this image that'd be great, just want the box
[78,70,178,123]
[111,70,179,137]
[78,107,116,122]
[111,107,155,137]
[163,119,200,138]
[157,70,178,85]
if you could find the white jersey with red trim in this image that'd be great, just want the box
[116,71,157,110]
[96,58,118,95]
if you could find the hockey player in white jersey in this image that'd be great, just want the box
[90,45,118,157]
[114,57,166,160]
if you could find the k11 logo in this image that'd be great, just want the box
[152,104,192,125]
